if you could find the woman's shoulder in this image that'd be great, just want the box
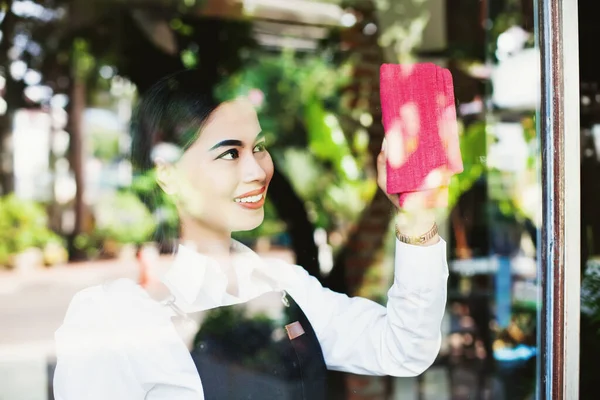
[53,279,192,395]
[56,278,170,342]
[232,240,313,287]
[260,256,319,292]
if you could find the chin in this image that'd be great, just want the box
[231,210,265,232]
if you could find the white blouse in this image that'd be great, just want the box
[53,238,449,400]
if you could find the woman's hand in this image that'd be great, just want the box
[376,138,448,245]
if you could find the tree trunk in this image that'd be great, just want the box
[268,162,321,280]
[0,77,20,195]
[66,63,88,260]
[451,206,472,259]
[0,2,17,195]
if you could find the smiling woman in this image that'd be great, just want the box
[52,68,449,400]
[154,98,273,242]
[130,71,274,249]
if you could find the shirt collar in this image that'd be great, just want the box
[160,240,279,313]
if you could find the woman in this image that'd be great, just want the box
[53,70,449,400]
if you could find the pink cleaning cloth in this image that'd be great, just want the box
[380,63,463,207]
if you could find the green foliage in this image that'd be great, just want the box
[94,191,157,245]
[73,232,103,260]
[73,38,96,79]
[448,120,487,210]
[448,115,538,225]
[304,99,360,181]
[487,114,539,224]
[170,18,194,36]
[276,148,373,229]
[193,306,280,369]
[130,170,180,243]
[0,194,64,266]
[89,129,121,161]
[215,50,352,148]
[181,48,198,68]
[582,259,600,329]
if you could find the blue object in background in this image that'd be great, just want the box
[495,256,512,328]
[494,344,537,363]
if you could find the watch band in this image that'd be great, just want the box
[395,222,439,245]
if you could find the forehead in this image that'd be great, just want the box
[199,98,261,144]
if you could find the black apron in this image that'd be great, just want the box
[189,290,328,400]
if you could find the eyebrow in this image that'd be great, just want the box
[209,139,242,151]
[208,132,265,151]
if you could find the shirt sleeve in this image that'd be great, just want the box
[53,279,204,400]
[285,238,449,377]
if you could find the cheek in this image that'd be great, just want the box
[207,170,238,200]
[261,152,275,184]
[193,168,238,201]
[178,165,235,208]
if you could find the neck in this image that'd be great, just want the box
[178,215,240,297]
[179,216,232,258]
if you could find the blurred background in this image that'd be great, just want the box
[0,0,595,399]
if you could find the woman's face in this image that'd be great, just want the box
[164,98,274,233]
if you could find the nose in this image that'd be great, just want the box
[241,152,267,183]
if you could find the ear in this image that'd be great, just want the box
[155,158,177,196]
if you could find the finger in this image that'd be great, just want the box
[377,140,387,189]
[377,145,387,170]
[387,120,405,168]
[378,138,388,168]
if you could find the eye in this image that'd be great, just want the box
[253,142,267,153]
[217,149,239,160]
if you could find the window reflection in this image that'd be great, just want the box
[0,0,546,399]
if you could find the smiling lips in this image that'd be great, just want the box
[234,186,266,209]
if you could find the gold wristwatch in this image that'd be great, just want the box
[395,222,439,245]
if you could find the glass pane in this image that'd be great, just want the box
[431,0,540,399]
[0,0,544,399]
[580,0,600,398]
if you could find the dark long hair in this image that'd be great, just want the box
[130,70,220,251]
